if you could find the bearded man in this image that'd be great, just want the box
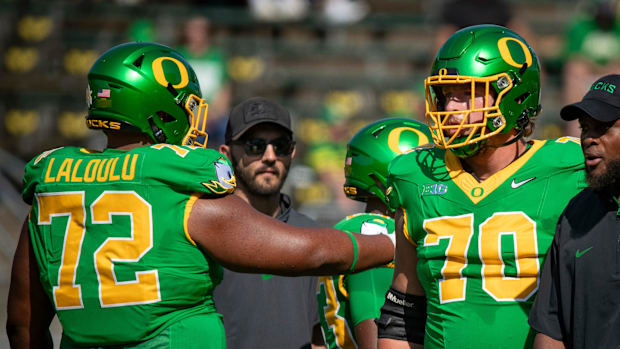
[529,74,620,349]
[214,97,322,349]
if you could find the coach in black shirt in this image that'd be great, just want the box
[529,74,620,349]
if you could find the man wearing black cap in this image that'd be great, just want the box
[529,74,620,349]
[213,97,323,348]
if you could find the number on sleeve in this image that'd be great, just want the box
[555,136,580,144]
[151,144,190,157]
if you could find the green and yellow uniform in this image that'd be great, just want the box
[317,213,395,349]
[386,138,585,349]
[22,144,236,347]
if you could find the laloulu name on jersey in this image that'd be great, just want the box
[41,153,139,184]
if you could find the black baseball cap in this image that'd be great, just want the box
[224,97,293,142]
[561,74,620,122]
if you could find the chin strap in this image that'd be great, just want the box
[499,127,525,147]
[496,104,539,148]
[147,116,167,143]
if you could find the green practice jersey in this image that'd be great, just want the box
[317,213,395,349]
[22,144,236,346]
[386,138,586,349]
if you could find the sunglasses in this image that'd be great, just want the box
[234,137,296,157]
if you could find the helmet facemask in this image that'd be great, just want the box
[424,25,542,158]
[182,93,209,147]
[425,68,513,154]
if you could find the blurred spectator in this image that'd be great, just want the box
[127,18,157,42]
[562,0,620,136]
[322,0,369,25]
[433,0,535,56]
[301,118,366,221]
[249,0,309,22]
[177,16,232,148]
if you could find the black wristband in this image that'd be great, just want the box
[376,287,426,344]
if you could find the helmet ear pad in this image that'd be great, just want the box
[86,42,207,146]
[496,67,541,134]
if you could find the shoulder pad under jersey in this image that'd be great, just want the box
[334,212,395,236]
[139,144,236,196]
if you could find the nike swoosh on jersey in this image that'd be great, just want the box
[510,176,536,189]
[576,247,593,258]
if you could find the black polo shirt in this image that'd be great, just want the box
[212,194,319,349]
[529,188,620,349]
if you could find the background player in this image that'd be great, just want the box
[378,25,586,348]
[317,117,431,349]
[6,42,395,349]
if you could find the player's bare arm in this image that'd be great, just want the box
[533,333,566,349]
[7,220,55,349]
[354,319,379,349]
[378,209,425,349]
[188,194,394,275]
[391,209,424,296]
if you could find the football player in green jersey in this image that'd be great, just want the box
[317,117,431,349]
[6,42,395,349]
[378,25,586,349]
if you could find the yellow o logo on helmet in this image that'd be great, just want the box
[152,56,189,89]
[387,126,430,154]
[497,37,532,69]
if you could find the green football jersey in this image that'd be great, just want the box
[22,144,236,346]
[317,213,395,349]
[386,138,586,349]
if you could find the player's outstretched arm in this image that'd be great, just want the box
[7,219,55,349]
[188,194,394,275]
[378,209,425,349]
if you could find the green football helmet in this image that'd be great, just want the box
[344,117,431,206]
[86,42,209,147]
[424,24,541,157]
